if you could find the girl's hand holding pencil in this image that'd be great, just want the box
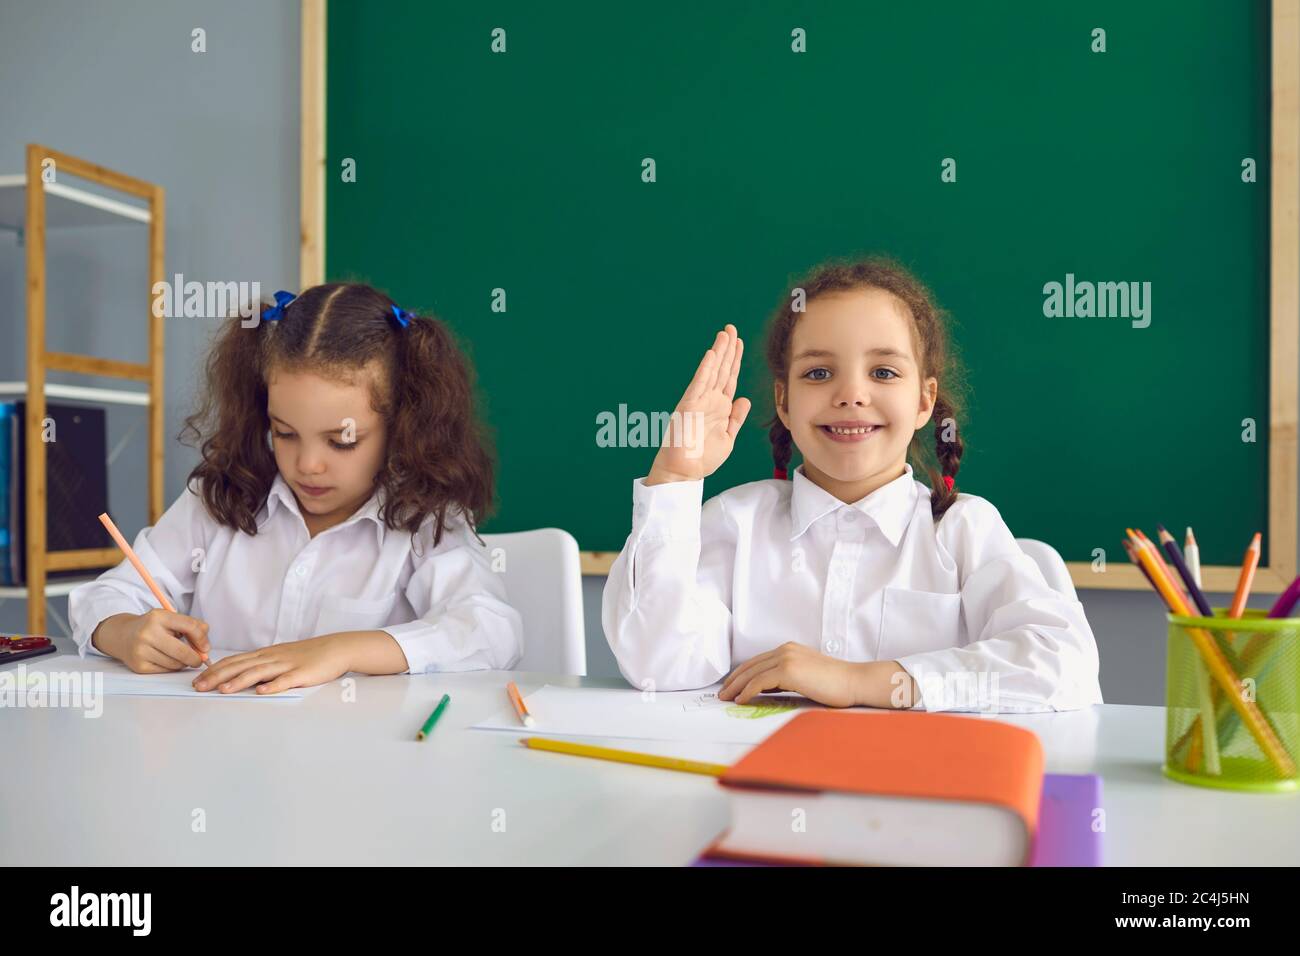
[645,324,751,486]
[91,609,212,674]
[91,511,213,673]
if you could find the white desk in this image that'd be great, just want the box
[3,640,1297,865]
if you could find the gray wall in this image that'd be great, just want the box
[2,1,1294,707]
[0,0,299,636]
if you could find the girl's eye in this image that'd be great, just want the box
[872,368,899,380]
[803,367,831,381]
[273,431,295,440]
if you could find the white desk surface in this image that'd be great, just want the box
[3,640,1297,865]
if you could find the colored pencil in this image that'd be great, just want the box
[520,737,728,776]
[1228,532,1262,619]
[1267,575,1300,619]
[1134,528,1191,605]
[1157,525,1213,617]
[1122,539,1159,589]
[1227,571,1300,665]
[416,693,451,741]
[1208,573,1300,757]
[98,512,208,667]
[1155,526,1219,774]
[506,681,535,727]
[1130,531,1215,771]
[1184,528,1201,590]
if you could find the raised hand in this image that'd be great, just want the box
[646,324,751,484]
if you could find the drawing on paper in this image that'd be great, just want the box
[724,701,799,719]
[682,692,799,719]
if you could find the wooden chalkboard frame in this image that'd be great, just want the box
[301,0,1298,593]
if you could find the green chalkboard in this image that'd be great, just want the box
[326,0,1274,568]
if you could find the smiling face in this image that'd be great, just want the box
[775,288,937,504]
[266,363,388,535]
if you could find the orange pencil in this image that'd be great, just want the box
[506,681,534,727]
[1228,532,1262,619]
[98,512,209,667]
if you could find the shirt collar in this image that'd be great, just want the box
[788,463,920,546]
[259,473,388,545]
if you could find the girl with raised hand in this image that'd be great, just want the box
[602,257,1102,713]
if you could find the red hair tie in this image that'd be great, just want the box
[773,467,788,480]
[942,475,955,492]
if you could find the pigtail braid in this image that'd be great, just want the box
[926,392,964,519]
[769,417,793,479]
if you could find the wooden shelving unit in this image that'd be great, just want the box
[0,144,164,634]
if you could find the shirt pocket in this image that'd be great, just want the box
[878,587,964,660]
[313,593,398,636]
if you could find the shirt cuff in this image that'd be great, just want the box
[896,649,1060,714]
[895,657,928,710]
[895,651,985,713]
[380,605,523,676]
[631,476,704,540]
[379,620,423,674]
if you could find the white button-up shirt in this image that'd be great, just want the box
[69,475,523,674]
[602,464,1103,713]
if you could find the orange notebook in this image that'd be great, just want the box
[714,710,1045,866]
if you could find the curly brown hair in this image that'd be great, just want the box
[764,256,967,520]
[179,282,495,546]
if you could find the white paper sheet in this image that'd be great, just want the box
[8,652,320,700]
[471,683,868,744]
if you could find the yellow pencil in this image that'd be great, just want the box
[1134,528,1190,605]
[1176,526,1220,774]
[520,737,728,776]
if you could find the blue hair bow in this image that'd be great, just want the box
[390,304,414,329]
[262,290,296,322]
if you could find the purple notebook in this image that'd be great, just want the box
[693,772,1103,867]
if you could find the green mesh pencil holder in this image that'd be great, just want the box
[1164,608,1300,792]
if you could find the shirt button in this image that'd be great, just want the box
[825,639,841,655]
[296,565,307,577]
[841,510,857,522]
